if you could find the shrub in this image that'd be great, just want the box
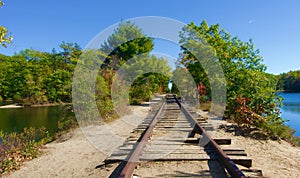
[0,127,51,174]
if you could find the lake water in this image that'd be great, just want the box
[0,105,72,136]
[0,94,299,137]
[279,93,300,136]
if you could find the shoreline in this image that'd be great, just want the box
[0,103,23,109]
[29,103,72,108]
[277,90,300,93]
[0,102,72,109]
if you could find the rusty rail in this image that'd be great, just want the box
[117,94,246,178]
[119,101,166,178]
[173,95,246,178]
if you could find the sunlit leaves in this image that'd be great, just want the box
[179,20,283,136]
[101,21,153,70]
[0,2,12,48]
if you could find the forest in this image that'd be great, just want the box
[277,70,300,92]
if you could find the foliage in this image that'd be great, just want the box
[98,21,171,106]
[72,21,170,122]
[171,67,198,103]
[97,21,158,116]
[119,54,172,104]
[178,20,293,140]
[0,42,80,105]
[0,1,12,47]
[101,21,153,70]
[55,105,78,137]
[130,72,170,104]
[0,127,52,174]
[95,74,117,120]
[277,70,300,92]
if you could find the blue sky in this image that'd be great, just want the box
[0,0,299,74]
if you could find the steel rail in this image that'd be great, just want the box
[173,95,246,178]
[119,101,166,178]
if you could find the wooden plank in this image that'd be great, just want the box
[141,153,211,161]
[230,157,252,168]
[241,169,263,177]
[142,151,208,155]
[214,138,231,145]
[202,126,214,131]
[145,146,206,151]
[184,138,231,145]
[224,150,247,156]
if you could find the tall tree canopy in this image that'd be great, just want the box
[101,21,154,70]
[179,20,283,137]
[98,21,170,103]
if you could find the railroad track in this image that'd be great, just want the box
[105,94,263,178]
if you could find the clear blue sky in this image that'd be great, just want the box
[0,0,299,74]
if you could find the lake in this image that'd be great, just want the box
[279,92,300,136]
[0,105,73,136]
[0,94,299,137]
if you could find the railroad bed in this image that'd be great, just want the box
[105,95,263,178]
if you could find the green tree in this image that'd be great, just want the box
[179,20,282,135]
[119,55,172,103]
[101,21,153,70]
[0,54,11,99]
[94,21,158,110]
[59,41,81,67]
[0,44,79,104]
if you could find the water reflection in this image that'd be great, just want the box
[0,105,72,135]
[279,92,300,136]
[282,105,300,113]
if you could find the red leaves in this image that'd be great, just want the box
[233,95,260,127]
[197,82,206,96]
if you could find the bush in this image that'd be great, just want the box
[0,127,52,174]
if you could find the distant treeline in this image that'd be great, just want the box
[277,70,300,92]
[0,42,81,104]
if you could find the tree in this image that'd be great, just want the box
[0,1,12,47]
[101,21,153,70]
[179,20,282,132]
[118,54,172,103]
[0,44,79,104]
[172,67,198,103]
[59,41,82,66]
